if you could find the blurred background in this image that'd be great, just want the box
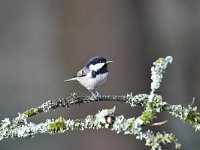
[0,0,200,150]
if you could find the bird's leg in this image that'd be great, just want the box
[89,89,102,100]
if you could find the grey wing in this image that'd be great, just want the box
[64,68,86,82]
[77,67,89,77]
[64,67,89,82]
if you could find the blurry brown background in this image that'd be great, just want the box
[0,0,200,150]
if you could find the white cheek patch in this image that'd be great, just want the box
[89,63,105,71]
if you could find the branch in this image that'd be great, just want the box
[0,56,199,150]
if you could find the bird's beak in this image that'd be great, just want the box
[106,60,113,64]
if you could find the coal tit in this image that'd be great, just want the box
[64,56,113,100]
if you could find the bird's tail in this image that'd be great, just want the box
[64,77,77,82]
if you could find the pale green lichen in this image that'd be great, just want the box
[151,56,173,91]
[38,100,53,112]
[23,108,37,117]
[145,131,181,150]
[48,117,66,132]
[149,56,173,102]
[126,93,149,107]
[140,102,156,125]
[165,104,200,132]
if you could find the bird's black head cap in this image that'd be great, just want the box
[86,56,107,67]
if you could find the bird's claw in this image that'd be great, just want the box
[89,89,102,101]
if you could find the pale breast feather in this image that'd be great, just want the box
[78,72,108,90]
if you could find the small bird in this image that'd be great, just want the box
[64,56,113,100]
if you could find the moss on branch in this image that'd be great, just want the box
[49,117,66,132]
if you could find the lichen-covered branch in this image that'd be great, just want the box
[0,106,180,150]
[22,94,133,117]
[0,56,200,150]
[149,56,173,102]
